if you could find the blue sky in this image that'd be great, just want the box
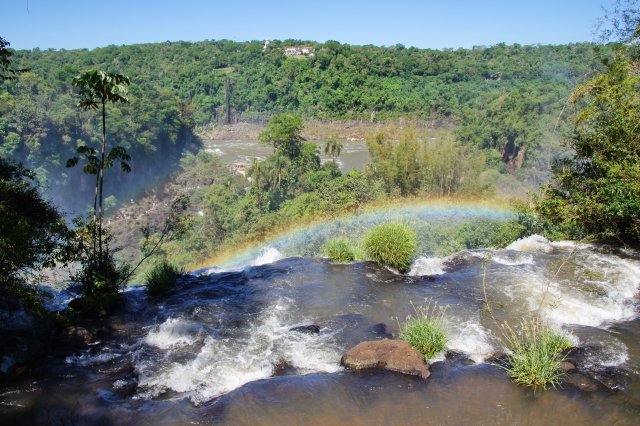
[2,0,615,50]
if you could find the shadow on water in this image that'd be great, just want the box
[1,243,640,425]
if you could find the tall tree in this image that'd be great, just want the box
[71,70,130,262]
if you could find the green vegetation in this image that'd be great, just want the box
[399,303,448,359]
[367,130,488,197]
[364,222,417,272]
[0,40,612,214]
[324,238,356,262]
[0,157,71,314]
[145,259,182,296]
[502,319,573,389]
[534,51,640,244]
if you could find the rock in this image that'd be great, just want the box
[590,366,629,391]
[290,324,320,334]
[559,361,576,372]
[369,323,393,339]
[341,339,431,380]
[563,373,600,392]
[59,326,95,347]
[112,378,138,396]
[272,360,296,376]
[485,351,509,366]
[445,350,475,366]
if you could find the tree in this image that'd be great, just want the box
[259,113,304,160]
[324,135,343,162]
[0,158,70,313]
[70,70,130,262]
[0,36,28,81]
[535,53,640,243]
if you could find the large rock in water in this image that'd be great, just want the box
[341,339,431,380]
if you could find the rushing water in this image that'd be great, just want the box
[1,213,640,424]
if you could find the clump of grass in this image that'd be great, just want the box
[324,237,356,262]
[146,259,182,296]
[398,302,448,359]
[364,222,417,272]
[502,319,573,389]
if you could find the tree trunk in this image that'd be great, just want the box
[93,171,99,258]
[98,99,106,263]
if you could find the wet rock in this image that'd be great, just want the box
[369,323,393,339]
[113,377,138,396]
[485,351,509,366]
[341,339,431,380]
[563,372,600,392]
[272,360,296,376]
[445,350,475,366]
[290,324,320,334]
[59,326,95,347]
[590,366,630,391]
[559,361,576,372]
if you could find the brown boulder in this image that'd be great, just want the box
[341,339,430,380]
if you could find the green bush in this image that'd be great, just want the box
[364,222,417,272]
[146,259,181,296]
[502,319,573,389]
[399,303,447,359]
[324,238,356,262]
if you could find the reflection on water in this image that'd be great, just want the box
[1,236,639,424]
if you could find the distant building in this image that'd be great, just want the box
[283,46,315,57]
[263,40,271,51]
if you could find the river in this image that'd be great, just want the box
[1,208,639,425]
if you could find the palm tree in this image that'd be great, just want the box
[72,70,130,261]
[324,135,343,162]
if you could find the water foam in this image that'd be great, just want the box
[505,234,554,253]
[144,318,204,349]
[446,320,496,364]
[135,297,341,404]
[409,256,446,276]
[251,247,283,266]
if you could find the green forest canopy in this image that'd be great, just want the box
[0,39,613,212]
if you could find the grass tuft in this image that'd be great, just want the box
[324,237,356,262]
[398,302,448,359]
[364,222,417,272]
[146,259,182,296]
[502,318,573,389]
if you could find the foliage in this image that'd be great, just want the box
[259,113,304,160]
[0,40,611,214]
[145,258,181,296]
[366,130,488,197]
[324,238,356,262]
[0,36,28,81]
[399,302,448,359]
[535,53,640,243]
[0,157,71,313]
[69,217,130,311]
[502,319,573,389]
[324,135,343,162]
[364,222,417,272]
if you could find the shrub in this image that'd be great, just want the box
[146,259,181,296]
[399,303,447,359]
[364,222,417,272]
[502,319,573,389]
[324,238,356,262]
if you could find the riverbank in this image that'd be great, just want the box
[196,117,455,142]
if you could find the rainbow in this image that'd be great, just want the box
[192,197,515,271]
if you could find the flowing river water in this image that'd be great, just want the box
[1,206,639,425]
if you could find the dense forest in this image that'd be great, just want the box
[0,40,612,213]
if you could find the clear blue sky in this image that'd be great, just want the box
[2,0,615,50]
